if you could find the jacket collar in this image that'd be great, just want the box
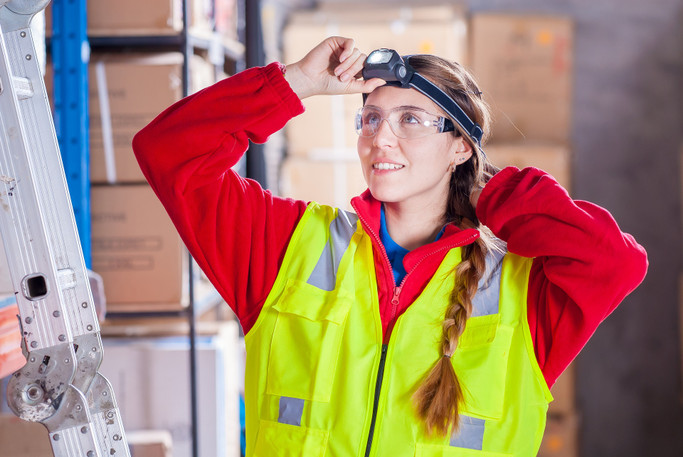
[350,190,480,272]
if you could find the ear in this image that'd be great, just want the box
[453,137,473,165]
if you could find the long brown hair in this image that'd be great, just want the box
[407,55,501,437]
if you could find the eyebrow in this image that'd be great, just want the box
[364,104,431,112]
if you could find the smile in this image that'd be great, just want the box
[372,163,404,170]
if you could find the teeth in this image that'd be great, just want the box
[373,163,404,170]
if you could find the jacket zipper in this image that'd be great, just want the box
[354,208,479,456]
[364,344,388,457]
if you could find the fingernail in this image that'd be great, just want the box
[340,73,349,82]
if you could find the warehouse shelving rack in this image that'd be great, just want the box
[49,1,266,456]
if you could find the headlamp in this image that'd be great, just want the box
[362,48,484,146]
[362,48,412,87]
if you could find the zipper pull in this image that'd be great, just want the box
[391,286,402,306]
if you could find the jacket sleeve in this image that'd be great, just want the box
[132,62,308,334]
[475,166,648,387]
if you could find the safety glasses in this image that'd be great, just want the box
[355,106,455,139]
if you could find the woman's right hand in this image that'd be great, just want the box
[285,36,386,99]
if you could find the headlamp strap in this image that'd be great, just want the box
[409,73,484,145]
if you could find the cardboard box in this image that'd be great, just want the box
[46,0,213,37]
[483,143,572,192]
[280,157,368,210]
[127,430,173,457]
[538,413,579,457]
[99,321,240,457]
[283,4,468,157]
[91,184,187,310]
[470,14,573,144]
[548,363,576,416]
[87,53,215,184]
[215,0,238,39]
[0,414,52,457]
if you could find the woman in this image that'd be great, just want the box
[133,37,647,457]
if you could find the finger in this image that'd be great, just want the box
[334,48,362,80]
[337,50,369,83]
[336,37,356,63]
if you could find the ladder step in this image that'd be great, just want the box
[12,76,33,100]
[57,268,77,290]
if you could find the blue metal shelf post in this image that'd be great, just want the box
[50,0,91,266]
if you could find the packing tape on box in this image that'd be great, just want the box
[95,61,117,184]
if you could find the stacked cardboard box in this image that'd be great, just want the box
[470,14,573,145]
[45,52,216,313]
[538,412,580,457]
[0,299,23,380]
[540,365,579,457]
[127,430,174,457]
[45,0,218,37]
[87,53,214,184]
[91,184,188,311]
[0,414,52,457]
[280,4,468,209]
[99,320,241,457]
[89,53,214,313]
[470,13,574,191]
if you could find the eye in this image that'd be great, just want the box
[363,111,382,125]
[400,110,430,127]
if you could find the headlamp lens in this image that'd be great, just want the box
[366,49,393,65]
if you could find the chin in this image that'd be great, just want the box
[368,186,404,203]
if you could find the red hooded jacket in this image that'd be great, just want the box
[132,62,648,388]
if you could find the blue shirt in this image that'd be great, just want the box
[379,205,446,285]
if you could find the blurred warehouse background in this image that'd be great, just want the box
[0,0,681,456]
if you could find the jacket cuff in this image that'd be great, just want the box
[262,61,305,119]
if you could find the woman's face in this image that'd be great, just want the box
[357,85,472,208]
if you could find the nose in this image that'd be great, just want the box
[372,118,398,148]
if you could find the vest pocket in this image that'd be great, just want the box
[453,314,514,420]
[254,419,328,457]
[415,443,512,457]
[266,279,352,403]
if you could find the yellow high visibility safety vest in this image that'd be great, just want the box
[244,203,554,457]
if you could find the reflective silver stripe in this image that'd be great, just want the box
[278,396,304,426]
[450,415,486,450]
[307,210,359,291]
[471,249,505,317]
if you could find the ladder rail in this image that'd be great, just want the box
[0,2,130,456]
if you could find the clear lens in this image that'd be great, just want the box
[355,106,448,139]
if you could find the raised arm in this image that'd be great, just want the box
[132,62,308,332]
[133,37,384,333]
[475,166,648,386]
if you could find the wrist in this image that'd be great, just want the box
[284,63,314,100]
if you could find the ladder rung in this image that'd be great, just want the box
[12,76,33,100]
